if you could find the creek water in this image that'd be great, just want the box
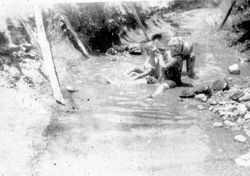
[38,9,250,176]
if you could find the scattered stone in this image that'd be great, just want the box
[212,79,229,91]
[219,101,227,105]
[174,116,183,121]
[146,76,158,84]
[177,97,184,102]
[23,76,34,87]
[106,48,118,55]
[197,105,205,110]
[245,113,250,120]
[224,120,237,127]
[22,43,33,52]
[208,99,218,105]
[236,118,245,125]
[66,86,77,92]
[180,89,195,98]
[234,135,247,143]
[195,94,208,102]
[231,126,242,131]
[239,94,250,102]
[239,57,250,63]
[194,85,212,96]
[237,104,248,116]
[128,43,142,55]
[112,45,125,52]
[24,51,37,59]
[209,106,214,111]
[245,102,250,111]
[228,64,240,75]
[230,91,245,101]
[235,152,250,167]
[110,58,117,61]
[213,122,223,128]
[223,104,237,112]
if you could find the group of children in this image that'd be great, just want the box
[127,34,196,98]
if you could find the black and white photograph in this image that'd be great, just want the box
[1,0,250,175]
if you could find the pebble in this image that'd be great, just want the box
[237,104,248,116]
[194,85,212,96]
[234,135,247,143]
[245,113,250,120]
[208,99,218,105]
[239,94,250,102]
[195,94,208,102]
[197,105,205,110]
[180,89,195,98]
[231,126,242,131]
[239,57,250,63]
[66,86,76,92]
[213,122,223,128]
[174,116,183,121]
[224,120,237,127]
[245,102,250,111]
[230,91,245,101]
[235,157,250,167]
[209,106,214,111]
[228,64,240,75]
[212,79,229,91]
[223,104,237,112]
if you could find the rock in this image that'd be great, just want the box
[236,118,245,125]
[212,79,229,91]
[245,102,250,111]
[22,43,33,52]
[146,76,158,84]
[230,91,245,101]
[106,48,118,55]
[234,135,247,143]
[223,104,237,112]
[239,94,250,102]
[239,57,250,63]
[208,99,218,105]
[23,76,34,87]
[180,89,195,98]
[209,106,214,111]
[237,104,248,116]
[177,98,184,102]
[66,86,77,92]
[110,58,117,61]
[213,122,223,128]
[245,113,250,120]
[235,152,250,167]
[112,45,125,52]
[194,85,212,96]
[224,120,237,127]
[174,116,183,121]
[231,126,242,131]
[195,94,208,102]
[128,43,142,55]
[228,64,240,75]
[197,105,205,110]
[219,101,227,105]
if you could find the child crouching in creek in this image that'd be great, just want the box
[147,36,194,99]
[126,40,164,83]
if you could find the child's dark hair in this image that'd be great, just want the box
[151,33,162,41]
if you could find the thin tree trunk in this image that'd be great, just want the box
[20,18,41,52]
[219,0,236,29]
[60,15,89,59]
[34,4,65,104]
[129,2,150,41]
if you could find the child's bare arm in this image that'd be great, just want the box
[133,68,153,80]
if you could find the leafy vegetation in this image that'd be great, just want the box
[227,0,250,52]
